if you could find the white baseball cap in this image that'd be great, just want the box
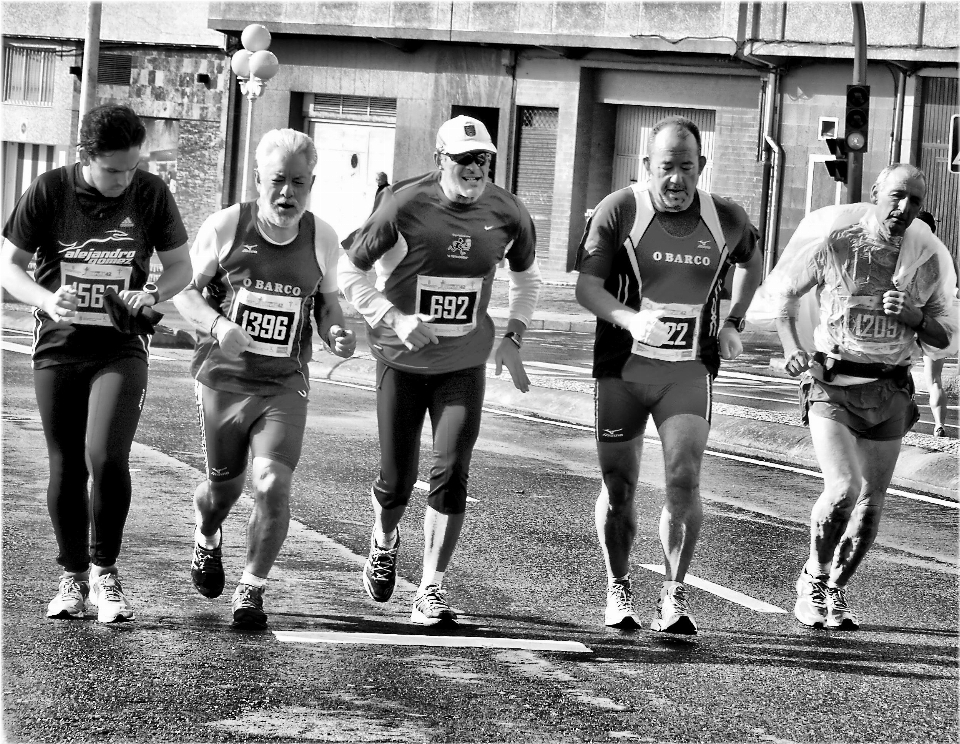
[436,115,497,156]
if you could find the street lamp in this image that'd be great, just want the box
[231,24,280,201]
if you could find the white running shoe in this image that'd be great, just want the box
[46,576,89,619]
[825,585,860,630]
[794,569,828,628]
[604,581,642,628]
[411,584,457,625]
[89,572,135,623]
[650,583,698,635]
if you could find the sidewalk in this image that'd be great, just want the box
[2,284,956,500]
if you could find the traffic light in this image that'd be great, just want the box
[824,138,848,183]
[845,84,870,153]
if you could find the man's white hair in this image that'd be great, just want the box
[255,128,318,171]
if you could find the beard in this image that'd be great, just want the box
[261,201,305,229]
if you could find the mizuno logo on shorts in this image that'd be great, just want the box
[210,466,229,477]
[603,428,624,437]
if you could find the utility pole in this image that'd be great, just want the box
[77,1,102,148]
[848,1,867,202]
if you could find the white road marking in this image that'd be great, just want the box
[414,478,477,502]
[274,630,592,653]
[1,341,32,354]
[706,450,959,509]
[639,564,787,614]
[1,339,175,361]
[310,375,953,508]
[524,360,593,373]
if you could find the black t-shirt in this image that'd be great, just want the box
[2,164,187,367]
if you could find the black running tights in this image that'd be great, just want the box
[34,357,148,572]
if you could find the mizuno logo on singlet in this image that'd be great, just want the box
[120,217,135,229]
[241,244,258,253]
[697,239,712,250]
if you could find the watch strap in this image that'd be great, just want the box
[504,331,522,349]
[724,316,745,333]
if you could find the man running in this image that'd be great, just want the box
[338,115,541,625]
[575,115,762,634]
[173,129,356,629]
[0,104,191,623]
[766,164,956,630]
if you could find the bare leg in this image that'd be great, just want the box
[595,439,642,580]
[244,457,293,578]
[422,506,465,577]
[925,357,947,432]
[830,436,902,586]
[195,473,244,537]
[657,414,709,583]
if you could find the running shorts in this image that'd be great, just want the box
[595,374,712,443]
[194,381,308,480]
[799,374,919,441]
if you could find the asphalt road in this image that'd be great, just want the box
[2,341,957,743]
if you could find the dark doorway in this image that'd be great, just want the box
[451,105,500,182]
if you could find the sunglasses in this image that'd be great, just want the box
[445,151,491,167]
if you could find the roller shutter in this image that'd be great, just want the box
[918,77,958,262]
[513,107,558,249]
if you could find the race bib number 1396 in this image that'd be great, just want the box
[232,287,302,357]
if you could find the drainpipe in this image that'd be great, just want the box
[763,135,785,276]
[889,66,906,164]
[741,2,786,275]
[756,69,782,277]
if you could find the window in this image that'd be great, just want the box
[3,44,56,105]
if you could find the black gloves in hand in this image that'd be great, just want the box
[103,286,164,335]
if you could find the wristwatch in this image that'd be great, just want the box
[504,331,523,349]
[723,316,745,333]
[142,282,160,305]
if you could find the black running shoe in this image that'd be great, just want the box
[191,537,225,598]
[362,530,400,603]
[231,583,267,629]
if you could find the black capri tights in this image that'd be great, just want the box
[34,356,147,572]
[373,362,485,515]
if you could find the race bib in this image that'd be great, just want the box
[415,275,482,337]
[61,263,132,326]
[231,287,302,358]
[838,295,911,356]
[630,297,702,362]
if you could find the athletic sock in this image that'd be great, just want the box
[609,574,630,589]
[805,559,829,580]
[195,526,221,550]
[90,564,117,580]
[65,569,90,583]
[374,528,398,549]
[240,571,267,588]
[419,571,444,592]
[663,580,683,591]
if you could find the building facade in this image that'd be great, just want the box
[1,2,229,242]
[208,0,958,272]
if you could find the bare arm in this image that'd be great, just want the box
[313,290,356,359]
[728,244,764,318]
[0,238,78,322]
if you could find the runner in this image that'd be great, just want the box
[0,104,191,623]
[173,128,356,629]
[338,115,542,625]
[575,115,762,634]
[766,164,957,629]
